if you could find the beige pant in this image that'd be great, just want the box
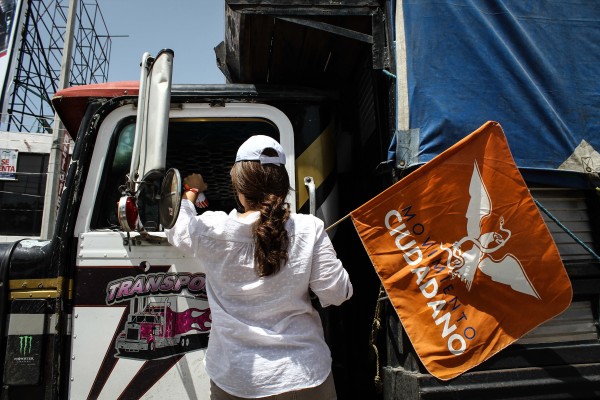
[209,372,337,400]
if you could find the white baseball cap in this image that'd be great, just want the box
[235,135,286,165]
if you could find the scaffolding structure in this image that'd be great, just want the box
[1,0,111,134]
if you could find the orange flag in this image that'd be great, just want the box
[351,121,572,380]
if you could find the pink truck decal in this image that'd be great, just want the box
[107,273,211,360]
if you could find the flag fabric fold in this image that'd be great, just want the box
[350,121,572,380]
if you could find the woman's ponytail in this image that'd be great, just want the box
[230,148,291,277]
[253,194,290,276]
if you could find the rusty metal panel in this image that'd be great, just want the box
[227,0,380,4]
[223,1,384,85]
[227,0,382,13]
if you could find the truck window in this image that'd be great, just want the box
[165,118,280,215]
[0,152,49,236]
[91,117,279,230]
[92,118,136,229]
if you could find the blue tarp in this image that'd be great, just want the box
[402,0,600,171]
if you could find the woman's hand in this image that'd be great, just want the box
[184,173,208,192]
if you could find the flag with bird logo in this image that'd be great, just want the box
[351,121,572,380]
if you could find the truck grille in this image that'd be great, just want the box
[126,328,139,340]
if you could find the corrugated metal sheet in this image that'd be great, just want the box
[518,300,597,344]
[520,188,599,345]
[532,188,597,263]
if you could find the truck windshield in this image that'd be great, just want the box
[133,315,157,323]
[91,117,280,230]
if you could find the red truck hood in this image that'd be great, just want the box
[52,81,139,138]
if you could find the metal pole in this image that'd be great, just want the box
[40,0,78,239]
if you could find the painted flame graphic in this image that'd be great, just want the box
[168,307,212,335]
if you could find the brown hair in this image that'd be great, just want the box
[230,148,291,277]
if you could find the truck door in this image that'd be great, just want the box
[69,82,295,399]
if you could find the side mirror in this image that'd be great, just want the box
[159,168,182,229]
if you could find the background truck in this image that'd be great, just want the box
[0,1,599,399]
[115,295,211,357]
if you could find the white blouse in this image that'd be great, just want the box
[165,200,353,397]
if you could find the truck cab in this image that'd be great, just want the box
[0,45,347,397]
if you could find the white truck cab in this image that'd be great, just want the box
[1,50,340,399]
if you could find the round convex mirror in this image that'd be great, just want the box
[159,168,182,229]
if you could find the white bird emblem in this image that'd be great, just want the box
[442,161,541,299]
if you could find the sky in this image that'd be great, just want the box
[97,0,226,84]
